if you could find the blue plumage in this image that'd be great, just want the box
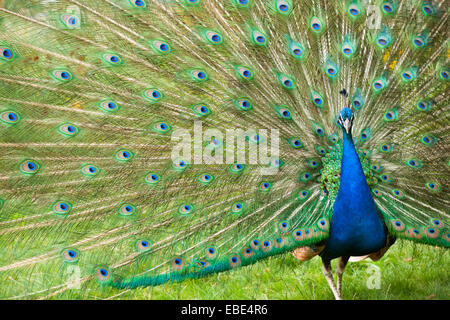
[321,109,386,260]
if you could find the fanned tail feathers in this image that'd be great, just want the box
[0,0,448,298]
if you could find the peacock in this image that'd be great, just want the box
[0,0,448,300]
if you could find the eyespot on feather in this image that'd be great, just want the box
[317,218,329,231]
[0,110,20,125]
[228,254,241,268]
[259,181,272,192]
[95,267,112,283]
[391,188,405,199]
[347,3,363,18]
[192,104,211,117]
[136,239,151,252]
[405,228,422,240]
[172,158,189,172]
[279,221,289,233]
[187,69,209,82]
[430,218,444,229]
[143,88,163,103]
[381,1,397,15]
[98,100,120,113]
[179,204,194,215]
[145,173,161,185]
[233,98,252,111]
[275,105,292,119]
[119,203,136,216]
[60,14,81,29]
[274,0,293,15]
[293,229,305,241]
[250,239,260,250]
[115,149,134,162]
[53,201,72,215]
[58,123,79,137]
[310,17,324,34]
[62,248,80,262]
[130,0,147,9]
[250,28,268,46]
[274,237,287,248]
[231,202,244,215]
[149,39,171,54]
[234,65,253,81]
[102,53,122,65]
[206,247,217,260]
[230,163,245,174]
[0,46,16,61]
[276,72,295,89]
[297,190,310,201]
[287,137,303,149]
[51,69,73,82]
[20,159,40,175]
[391,219,406,232]
[424,227,439,239]
[81,164,100,178]
[151,121,172,134]
[261,240,273,252]
[242,247,254,259]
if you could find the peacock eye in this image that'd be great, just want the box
[310,17,323,33]
[152,121,171,134]
[171,257,185,270]
[349,7,359,16]
[324,60,339,78]
[422,4,436,15]
[119,203,136,216]
[179,204,194,215]
[1,47,15,61]
[96,267,111,282]
[51,69,73,82]
[136,239,151,252]
[53,201,72,215]
[233,98,252,111]
[143,88,163,102]
[1,110,21,125]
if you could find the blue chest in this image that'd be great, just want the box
[320,132,386,260]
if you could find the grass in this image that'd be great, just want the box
[93,240,449,300]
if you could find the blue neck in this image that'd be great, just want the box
[338,130,372,198]
[320,128,386,260]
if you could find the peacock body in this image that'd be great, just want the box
[0,0,448,299]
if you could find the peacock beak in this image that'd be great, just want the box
[343,119,351,134]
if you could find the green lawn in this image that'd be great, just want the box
[95,240,449,300]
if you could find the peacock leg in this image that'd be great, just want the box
[336,256,350,297]
[321,258,342,300]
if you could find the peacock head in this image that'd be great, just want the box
[337,108,354,134]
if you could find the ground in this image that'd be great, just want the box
[89,240,449,300]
